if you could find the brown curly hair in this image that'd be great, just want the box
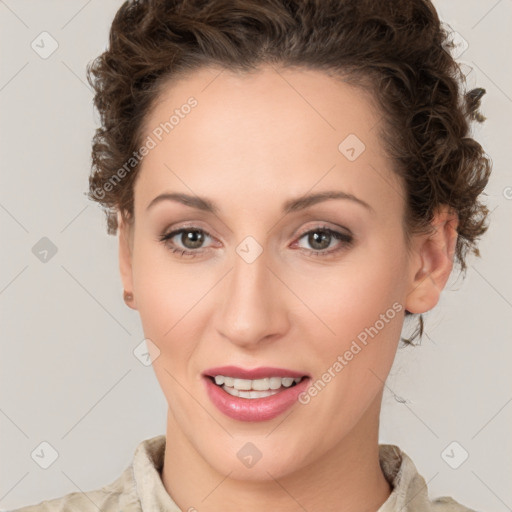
[86,0,492,345]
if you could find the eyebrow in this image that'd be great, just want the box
[146,190,374,215]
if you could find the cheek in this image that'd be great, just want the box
[295,244,406,401]
[293,248,405,341]
[130,243,201,357]
[295,256,405,420]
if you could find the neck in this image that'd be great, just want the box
[161,392,392,512]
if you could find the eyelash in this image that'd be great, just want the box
[157,224,353,259]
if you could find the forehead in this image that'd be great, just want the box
[134,65,401,214]
[142,64,382,150]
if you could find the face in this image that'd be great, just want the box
[118,65,453,480]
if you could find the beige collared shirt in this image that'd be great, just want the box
[12,435,478,511]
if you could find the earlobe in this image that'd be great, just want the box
[118,211,137,310]
[405,206,459,314]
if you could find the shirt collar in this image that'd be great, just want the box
[377,444,433,512]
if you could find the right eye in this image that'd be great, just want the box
[158,227,214,257]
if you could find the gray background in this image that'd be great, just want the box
[1,0,511,510]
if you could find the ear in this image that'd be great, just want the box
[118,211,138,310]
[405,205,459,314]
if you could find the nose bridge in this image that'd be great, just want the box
[216,240,287,346]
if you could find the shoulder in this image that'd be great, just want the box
[10,435,168,512]
[9,464,141,512]
[378,444,480,512]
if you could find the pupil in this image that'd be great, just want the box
[310,231,329,250]
[183,230,203,249]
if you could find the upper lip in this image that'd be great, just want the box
[203,366,310,380]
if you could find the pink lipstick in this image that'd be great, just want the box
[202,366,311,422]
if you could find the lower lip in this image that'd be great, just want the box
[203,376,311,422]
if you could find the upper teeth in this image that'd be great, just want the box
[213,375,303,391]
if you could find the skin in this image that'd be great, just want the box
[118,64,458,511]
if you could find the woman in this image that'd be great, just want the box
[14,0,491,510]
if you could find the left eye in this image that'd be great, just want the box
[158,225,353,258]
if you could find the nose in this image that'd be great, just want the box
[215,246,290,349]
